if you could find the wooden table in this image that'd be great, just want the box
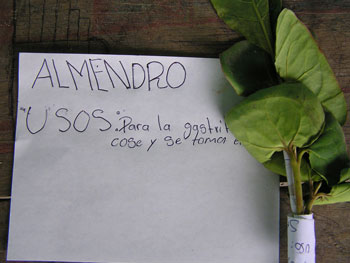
[0,0,349,262]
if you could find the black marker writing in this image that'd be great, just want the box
[147,138,157,152]
[166,62,186,89]
[52,59,69,89]
[164,135,182,147]
[89,58,108,92]
[111,137,143,149]
[147,61,167,90]
[22,106,240,151]
[115,116,150,133]
[73,110,91,132]
[31,58,186,92]
[92,109,112,131]
[31,59,54,89]
[66,59,93,91]
[104,60,131,89]
[294,242,310,254]
[132,63,145,89]
[55,108,71,132]
[26,106,48,134]
[288,219,299,233]
[157,115,171,131]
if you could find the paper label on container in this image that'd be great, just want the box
[288,214,316,263]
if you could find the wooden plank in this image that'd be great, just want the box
[0,1,350,262]
[41,0,58,42]
[89,0,236,56]
[0,202,10,254]
[28,0,45,42]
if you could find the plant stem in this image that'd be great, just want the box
[289,150,304,214]
[305,182,323,214]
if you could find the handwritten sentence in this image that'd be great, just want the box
[30,58,187,92]
[21,106,241,151]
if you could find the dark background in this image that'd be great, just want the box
[0,0,349,262]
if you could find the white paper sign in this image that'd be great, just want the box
[8,53,279,263]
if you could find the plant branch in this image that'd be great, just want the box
[314,181,322,196]
[305,182,323,214]
[288,147,304,214]
[297,149,308,165]
[306,191,328,214]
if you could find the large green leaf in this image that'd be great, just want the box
[309,112,350,186]
[220,40,278,96]
[275,9,347,125]
[225,83,324,163]
[314,183,350,205]
[211,0,274,55]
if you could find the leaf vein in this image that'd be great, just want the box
[332,185,350,198]
[322,90,343,103]
[296,63,319,81]
[264,104,288,149]
[276,19,299,59]
[252,0,273,55]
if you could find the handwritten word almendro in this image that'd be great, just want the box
[31,58,187,91]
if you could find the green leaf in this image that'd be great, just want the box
[263,151,316,182]
[309,112,350,186]
[340,168,350,183]
[220,40,278,96]
[262,152,286,175]
[225,82,324,163]
[211,0,274,55]
[314,183,350,205]
[275,9,347,125]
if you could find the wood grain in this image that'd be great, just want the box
[0,1,349,262]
